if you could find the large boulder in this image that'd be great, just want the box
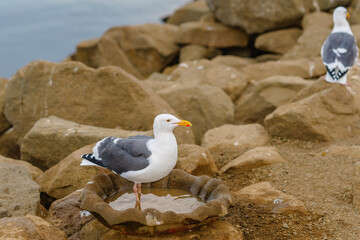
[282,12,332,60]
[159,85,234,144]
[176,15,248,48]
[176,144,218,175]
[20,116,152,170]
[265,82,360,141]
[235,76,312,123]
[0,215,66,240]
[254,28,302,54]
[241,57,326,81]
[201,124,271,167]
[73,23,179,78]
[36,145,102,200]
[0,78,11,134]
[0,155,42,181]
[0,164,40,218]
[0,128,20,159]
[48,191,94,239]
[166,59,249,101]
[4,60,182,137]
[350,0,360,25]
[207,0,351,34]
[167,0,211,25]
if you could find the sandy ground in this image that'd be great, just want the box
[221,136,360,240]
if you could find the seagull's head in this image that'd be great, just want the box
[153,114,192,133]
[333,6,350,24]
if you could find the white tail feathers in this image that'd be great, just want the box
[80,159,101,167]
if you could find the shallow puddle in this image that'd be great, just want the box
[106,188,206,213]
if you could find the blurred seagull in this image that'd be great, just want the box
[321,6,358,85]
[80,114,192,202]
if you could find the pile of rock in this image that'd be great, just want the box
[1,0,360,239]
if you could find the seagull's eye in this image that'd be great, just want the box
[166,119,171,122]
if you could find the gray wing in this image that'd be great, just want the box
[97,135,153,174]
[322,32,358,68]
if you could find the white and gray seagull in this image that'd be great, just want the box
[321,6,358,85]
[80,114,191,203]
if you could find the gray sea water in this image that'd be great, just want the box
[0,0,189,78]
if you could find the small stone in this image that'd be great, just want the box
[282,223,290,229]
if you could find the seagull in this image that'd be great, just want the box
[80,114,192,203]
[321,6,358,85]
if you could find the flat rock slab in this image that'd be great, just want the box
[235,182,307,214]
[0,155,43,181]
[0,214,66,240]
[0,164,40,218]
[220,146,286,173]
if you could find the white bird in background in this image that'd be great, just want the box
[321,6,358,85]
[80,114,192,203]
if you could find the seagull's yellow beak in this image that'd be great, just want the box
[346,12,350,19]
[175,120,192,127]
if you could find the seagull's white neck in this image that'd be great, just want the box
[332,18,352,34]
[153,129,177,146]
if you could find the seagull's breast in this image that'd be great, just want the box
[120,136,178,183]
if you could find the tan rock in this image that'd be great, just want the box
[351,24,360,44]
[293,78,333,101]
[0,155,43,181]
[167,0,211,25]
[0,214,66,240]
[159,85,234,144]
[167,59,249,101]
[235,75,312,123]
[350,0,360,25]
[20,116,152,170]
[78,219,243,240]
[179,44,221,62]
[281,26,331,60]
[265,83,360,141]
[220,146,286,173]
[0,164,40,218]
[48,191,94,239]
[0,128,20,159]
[36,145,101,200]
[4,60,182,137]
[235,182,307,214]
[176,16,248,48]
[0,78,11,134]
[207,0,350,34]
[353,162,360,210]
[73,23,179,78]
[176,144,218,175]
[301,11,333,30]
[255,28,302,54]
[211,55,256,70]
[241,57,326,81]
[201,124,271,167]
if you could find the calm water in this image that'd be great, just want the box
[0,0,190,78]
[107,187,206,213]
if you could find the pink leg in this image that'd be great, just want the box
[133,183,140,202]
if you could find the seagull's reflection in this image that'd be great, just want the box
[134,194,142,211]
